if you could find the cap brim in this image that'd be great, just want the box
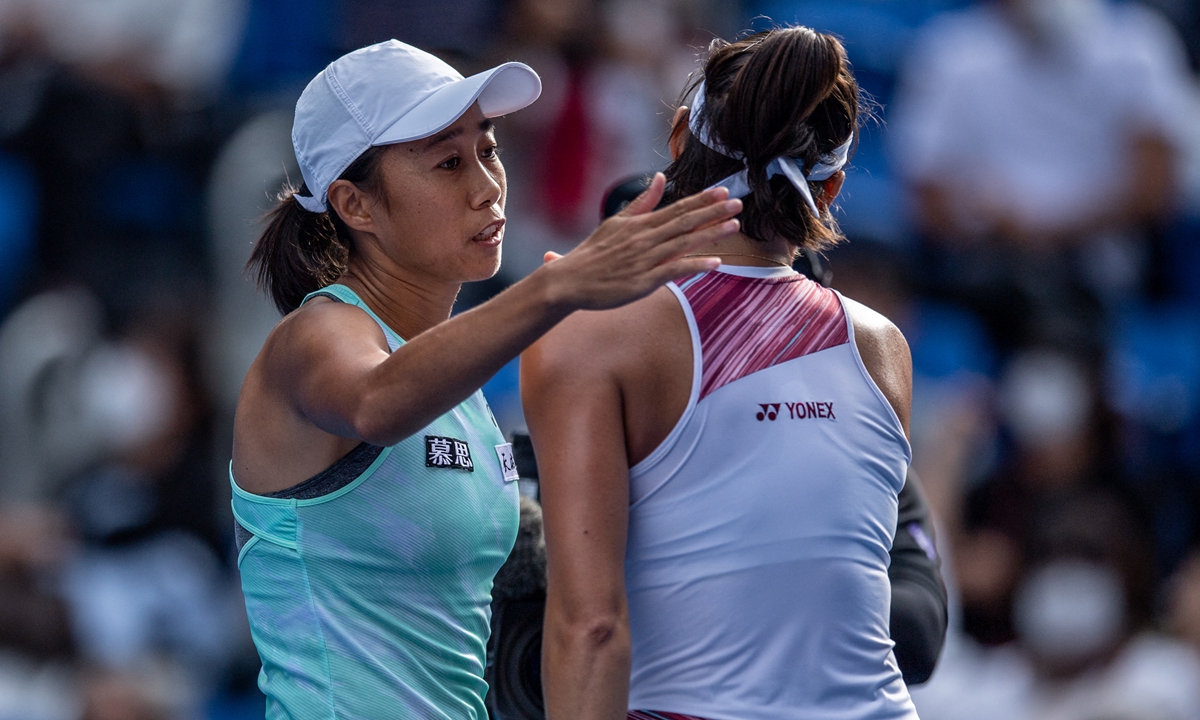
[373,62,542,145]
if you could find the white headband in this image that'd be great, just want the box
[687,80,852,218]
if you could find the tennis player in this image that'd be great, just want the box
[524,27,919,720]
[229,40,741,719]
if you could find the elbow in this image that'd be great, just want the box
[548,609,630,656]
[890,583,949,685]
[569,615,627,650]
[348,391,400,446]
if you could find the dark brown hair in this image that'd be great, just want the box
[246,145,389,315]
[664,26,862,252]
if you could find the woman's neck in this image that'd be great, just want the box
[338,260,460,341]
[694,231,795,267]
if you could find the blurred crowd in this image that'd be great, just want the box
[0,0,1196,718]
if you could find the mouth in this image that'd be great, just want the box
[471,219,505,246]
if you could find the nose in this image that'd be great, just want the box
[469,158,504,211]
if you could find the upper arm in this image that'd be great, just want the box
[843,297,913,439]
[522,313,631,623]
[267,301,392,440]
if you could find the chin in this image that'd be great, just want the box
[461,250,503,283]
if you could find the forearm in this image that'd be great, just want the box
[346,266,571,444]
[890,576,948,685]
[543,605,631,720]
[890,471,948,684]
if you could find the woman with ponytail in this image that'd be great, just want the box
[524,27,920,720]
[230,40,741,720]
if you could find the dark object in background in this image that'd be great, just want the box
[889,471,948,684]
[511,434,539,482]
[486,490,546,720]
[600,174,652,220]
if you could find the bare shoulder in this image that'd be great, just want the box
[233,297,389,493]
[842,295,912,436]
[523,286,678,383]
[257,297,390,383]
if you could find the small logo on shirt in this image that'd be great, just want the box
[494,443,519,482]
[756,403,781,421]
[426,436,474,471]
[756,402,836,421]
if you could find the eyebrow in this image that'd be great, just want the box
[421,119,495,152]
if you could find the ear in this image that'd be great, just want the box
[326,179,376,234]
[817,171,845,213]
[668,106,690,161]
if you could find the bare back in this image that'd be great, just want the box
[524,276,911,472]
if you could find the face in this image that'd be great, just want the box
[331,103,507,285]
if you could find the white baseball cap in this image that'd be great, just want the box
[292,40,542,213]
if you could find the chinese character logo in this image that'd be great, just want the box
[426,436,474,471]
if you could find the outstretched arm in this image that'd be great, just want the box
[254,175,736,442]
[522,313,632,720]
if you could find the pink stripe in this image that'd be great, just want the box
[682,272,848,399]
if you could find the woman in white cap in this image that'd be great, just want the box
[524,27,919,720]
[228,40,742,719]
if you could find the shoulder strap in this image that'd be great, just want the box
[300,284,404,352]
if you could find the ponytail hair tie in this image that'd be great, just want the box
[688,80,851,218]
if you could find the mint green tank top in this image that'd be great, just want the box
[231,284,520,719]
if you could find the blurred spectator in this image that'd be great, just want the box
[18,0,246,98]
[0,289,241,718]
[206,110,294,414]
[1169,549,1200,653]
[0,61,216,324]
[490,0,724,281]
[916,493,1200,720]
[339,0,499,63]
[890,0,1198,351]
[226,0,338,95]
[961,348,1122,644]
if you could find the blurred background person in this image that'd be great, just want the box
[889,0,1196,352]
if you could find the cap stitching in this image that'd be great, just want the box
[325,69,374,137]
[291,131,321,193]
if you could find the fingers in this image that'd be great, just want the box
[640,185,731,229]
[648,219,741,264]
[618,173,666,217]
[647,198,742,246]
[543,251,564,264]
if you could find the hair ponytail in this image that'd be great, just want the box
[246,145,388,315]
[247,187,347,315]
[664,26,864,252]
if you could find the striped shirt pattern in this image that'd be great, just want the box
[677,271,848,400]
[628,711,709,720]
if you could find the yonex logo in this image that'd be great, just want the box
[756,402,836,421]
[756,403,781,421]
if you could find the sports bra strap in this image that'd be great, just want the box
[300,283,404,352]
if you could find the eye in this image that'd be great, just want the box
[481,144,501,160]
[439,156,460,170]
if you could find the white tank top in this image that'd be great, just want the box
[625,265,918,720]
